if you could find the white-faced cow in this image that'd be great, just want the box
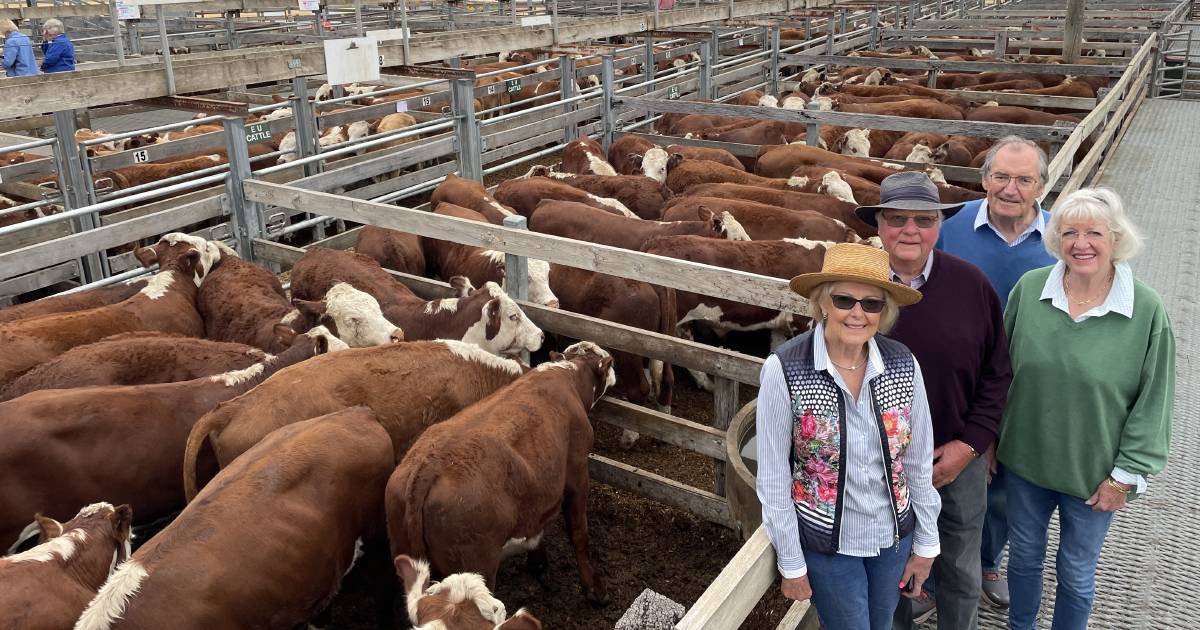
[396,555,543,630]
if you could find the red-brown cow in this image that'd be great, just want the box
[494,177,635,217]
[0,503,132,628]
[289,248,543,356]
[754,143,905,183]
[560,137,617,175]
[664,159,807,195]
[965,105,1080,126]
[661,197,870,243]
[0,333,266,402]
[884,132,951,163]
[75,408,393,630]
[665,144,745,171]
[356,226,427,277]
[0,327,342,550]
[607,135,677,183]
[527,167,672,219]
[431,174,520,224]
[933,135,994,167]
[529,199,749,250]
[424,204,559,308]
[182,340,527,500]
[386,342,614,603]
[0,280,147,324]
[0,251,206,389]
[396,555,543,630]
[680,183,876,238]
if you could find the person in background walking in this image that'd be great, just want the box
[758,243,941,630]
[854,172,1012,630]
[1,19,37,77]
[936,136,1055,609]
[40,18,74,73]
[1001,187,1173,630]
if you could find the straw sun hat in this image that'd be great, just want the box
[789,242,922,306]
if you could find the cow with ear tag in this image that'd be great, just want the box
[290,282,404,348]
[386,342,616,606]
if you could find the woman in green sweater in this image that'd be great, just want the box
[1000,187,1174,630]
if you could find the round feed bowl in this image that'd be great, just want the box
[724,398,761,541]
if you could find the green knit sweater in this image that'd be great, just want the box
[998,266,1175,500]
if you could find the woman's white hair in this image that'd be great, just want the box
[0,19,18,35]
[1044,187,1144,262]
[42,18,64,35]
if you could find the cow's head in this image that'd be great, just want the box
[555,341,615,406]
[271,322,350,353]
[292,282,403,348]
[781,95,808,110]
[818,171,858,205]
[715,211,751,241]
[757,94,779,108]
[904,144,935,164]
[395,554,542,630]
[14,502,133,581]
[133,233,225,286]
[459,280,544,357]
[639,147,672,183]
[841,128,872,157]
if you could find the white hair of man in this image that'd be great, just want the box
[981,135,1048,185]
[42,18,64,36]
[1044,187,1144,263]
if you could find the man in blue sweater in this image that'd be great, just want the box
[859,173,1012,630]
[39,18,74,73]
[937,136,1054,610]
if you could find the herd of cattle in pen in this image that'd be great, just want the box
[0,39,1110,629]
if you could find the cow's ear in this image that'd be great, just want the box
[133,246,158,268]
[111,505,133,542]
[667,152,684,171]
[449,276,474,297]
[293,298,326,317]
[549,351,564,362]
[697,206,715,222]
[35,514,63,542]
[273,322,297,347]
[312,332,330,354]
[181,249,202,275]
[484,299,503,340]
[394,554,430,593]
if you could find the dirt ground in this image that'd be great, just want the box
[325,375,797,629]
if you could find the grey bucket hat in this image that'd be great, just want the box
[854,171,965,227]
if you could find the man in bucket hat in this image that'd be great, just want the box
[859,172,1014,630]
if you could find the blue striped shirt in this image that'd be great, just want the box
[757,327,941,578]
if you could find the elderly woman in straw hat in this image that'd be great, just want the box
[756,243,941,630]
[1001,187,1174,630]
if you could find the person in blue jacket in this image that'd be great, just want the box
[40,18,74,72]
[1,19,37,77]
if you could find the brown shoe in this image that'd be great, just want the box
[981,569,1010,608]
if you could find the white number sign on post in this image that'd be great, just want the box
[322,37,381,85]
[298,0,321,10]
[115,1,141,20]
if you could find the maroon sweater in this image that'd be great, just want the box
[889,251,1012,453]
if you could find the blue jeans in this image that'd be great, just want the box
[1006,472,1114,630]
[807,534,913,630]
[981,463,1008,572]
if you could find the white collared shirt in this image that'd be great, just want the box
[756,325,941,578]
[891,251,936,289]
[1040,260,1146,493]
[974,198,1046,247]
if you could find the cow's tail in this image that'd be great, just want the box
[396,462,439,562]
[652,285,678,411]
[182,410,231,502]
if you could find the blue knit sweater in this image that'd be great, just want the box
[936,198,1054,308]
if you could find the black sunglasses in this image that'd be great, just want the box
[881,213,938,229]
[830,293,886,314]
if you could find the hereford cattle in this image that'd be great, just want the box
[661,197,871,244]
[182,340,527,500]
[665,144,745,171]
[733,90,779,107]
[606,135,677,183]
[0,327,342,550]
[528,167,672,219]
[966,79,1046,91]
[431,174,519,224]
[665,159,809,195]
[661,113,747,137]
[680,183,875,238]
[965,105,1081,126]
[834,128,908,159]
[786,165,881,206]
[494,176,635,217]
[386,342,614,604]
[99,155,225,190]
[76,408,393,630]
[698,120,804,145]
[290,248,542,355]
[529,199,749,251]
[754,143,904,183]
[835,98,965,121]
[0,257,205,389]
[356,226,427,277]
[640,236,833,386]
[0,333,266,402]
[933,135,994,166]
[816,81,952,100]
[425,204,558,308]
[396,556,543,630]
[882,132,951,162]
[0,280,147,324]
[0,503,132,629]
[560,137,617,176]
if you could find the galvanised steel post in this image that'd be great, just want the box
[560,55,579,143]
[698,39,713,100]
[220,116,266,262]
[805,99,821,147]
[870,6,880,50]
[53,110,107,282]
[450,78,483,182]
[644,35,655,95]
[769,26,781,96]
[291,77,325,240]
[601,55,616,153]
[826,11,837,54]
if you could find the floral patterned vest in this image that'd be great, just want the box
[773,330,917,555]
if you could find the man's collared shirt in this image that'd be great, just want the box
[891,251,936,289]
[974,198,1046,247]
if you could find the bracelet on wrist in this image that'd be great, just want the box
[1105,477,1131,494]
[965,443,979,458]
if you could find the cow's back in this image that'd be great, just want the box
[0,333,266,401]
[290,247,417,308]
[642,236,828,279]
[90,408,393,630]
[0,281,146,324]
[197,256,293,352]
